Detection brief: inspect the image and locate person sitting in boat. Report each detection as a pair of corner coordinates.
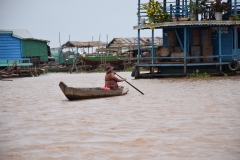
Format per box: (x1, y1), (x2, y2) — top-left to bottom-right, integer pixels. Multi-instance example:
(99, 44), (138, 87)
(105, 66), (126, 90)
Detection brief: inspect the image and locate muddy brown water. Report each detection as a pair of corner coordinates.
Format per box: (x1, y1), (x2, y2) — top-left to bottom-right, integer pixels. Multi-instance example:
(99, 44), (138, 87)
(0, 72), (240, 160)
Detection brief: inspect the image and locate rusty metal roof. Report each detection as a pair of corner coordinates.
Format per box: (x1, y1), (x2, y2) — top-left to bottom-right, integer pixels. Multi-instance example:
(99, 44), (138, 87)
(106, 37), (162, 48)
(62, 41), (106, 48)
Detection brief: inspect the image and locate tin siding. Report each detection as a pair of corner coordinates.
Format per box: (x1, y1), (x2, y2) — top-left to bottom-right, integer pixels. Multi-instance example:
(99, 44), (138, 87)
(237, 50), (240, 59)
(212, 27), (233, 62)
(0, 33), (22, 59)
(22, 40), (48, 62)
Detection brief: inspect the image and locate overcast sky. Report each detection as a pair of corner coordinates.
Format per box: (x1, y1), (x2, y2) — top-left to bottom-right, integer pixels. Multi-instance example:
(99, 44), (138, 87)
(0, 0), (163, 48)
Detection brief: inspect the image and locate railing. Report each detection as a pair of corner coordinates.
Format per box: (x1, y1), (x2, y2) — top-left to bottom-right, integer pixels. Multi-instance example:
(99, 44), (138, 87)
(230, 0), (240, 17)
(0, 58), (32, 67)
(139, 0), (240, 21)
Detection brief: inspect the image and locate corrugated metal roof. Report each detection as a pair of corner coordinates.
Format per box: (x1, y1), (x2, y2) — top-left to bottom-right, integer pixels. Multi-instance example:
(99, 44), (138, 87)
(0, 29), (50, 42)
(0, 29), (33, 38)
(106, 37), (163, 48)
(134, 21), (240, 30)
(62, 41), (106, 48)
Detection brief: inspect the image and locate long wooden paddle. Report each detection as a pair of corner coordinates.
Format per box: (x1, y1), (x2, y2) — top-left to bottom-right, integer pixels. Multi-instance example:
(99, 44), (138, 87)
(115, 73), (144, 95)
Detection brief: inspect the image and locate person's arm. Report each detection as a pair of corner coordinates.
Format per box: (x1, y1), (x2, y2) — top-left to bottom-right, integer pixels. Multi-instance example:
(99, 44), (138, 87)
(111, 73), (126, 82)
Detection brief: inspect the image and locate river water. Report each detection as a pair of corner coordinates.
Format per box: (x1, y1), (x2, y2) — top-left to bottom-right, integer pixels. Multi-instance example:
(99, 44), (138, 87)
(0, 72), (240, 160)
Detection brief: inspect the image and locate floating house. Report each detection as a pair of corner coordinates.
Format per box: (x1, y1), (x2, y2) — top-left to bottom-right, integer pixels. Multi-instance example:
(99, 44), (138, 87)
(51, 41), (105, 65)
(0, 29), (50, 68)
(106, 37), (163, 57)
(133, 0), (240, 78)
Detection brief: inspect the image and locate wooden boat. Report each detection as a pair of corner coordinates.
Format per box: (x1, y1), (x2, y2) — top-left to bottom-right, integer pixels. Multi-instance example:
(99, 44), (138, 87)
(82, 55), (127, 65)
(59, 81), (129, 100)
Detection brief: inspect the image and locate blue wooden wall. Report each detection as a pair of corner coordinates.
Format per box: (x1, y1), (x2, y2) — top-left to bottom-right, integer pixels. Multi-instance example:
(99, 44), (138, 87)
(0, 33), (22, 60)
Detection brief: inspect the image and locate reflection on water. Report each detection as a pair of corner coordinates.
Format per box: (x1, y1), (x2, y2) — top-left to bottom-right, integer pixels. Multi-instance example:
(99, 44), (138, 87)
(0, 73), (240, 159)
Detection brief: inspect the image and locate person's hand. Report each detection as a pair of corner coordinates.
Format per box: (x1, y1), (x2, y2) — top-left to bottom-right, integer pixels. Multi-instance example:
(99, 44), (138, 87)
(122, 78), (126, 81)
(113, 71), (116, 75)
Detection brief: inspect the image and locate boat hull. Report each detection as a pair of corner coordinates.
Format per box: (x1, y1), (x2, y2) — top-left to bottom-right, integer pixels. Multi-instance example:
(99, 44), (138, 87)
(82, 56), (126, 65)
(59, 81), (128, 100)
